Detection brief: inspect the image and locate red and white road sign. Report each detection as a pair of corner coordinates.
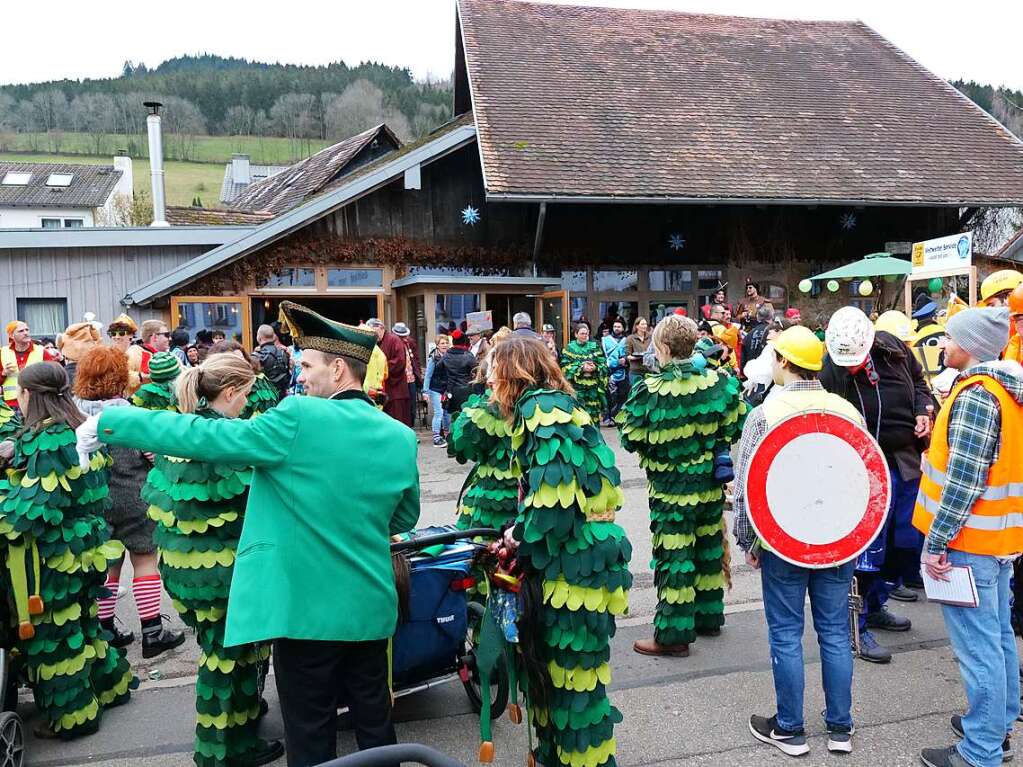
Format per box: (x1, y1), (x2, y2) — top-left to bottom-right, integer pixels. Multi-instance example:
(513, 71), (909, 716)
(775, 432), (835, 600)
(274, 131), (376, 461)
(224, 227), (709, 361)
(743, 410), (891, 568)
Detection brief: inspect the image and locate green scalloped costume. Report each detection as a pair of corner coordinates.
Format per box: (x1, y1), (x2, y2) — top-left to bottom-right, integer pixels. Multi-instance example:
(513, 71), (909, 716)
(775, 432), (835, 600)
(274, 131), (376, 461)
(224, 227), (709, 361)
(560, 341), (609, 425)
(0, 419), (136, 738)
(447, 390), (519, 530)
(131, 381), (177, 412)
(240, 374), (280, 420)
(512, 389), (631, 767)
(143, 406), (271, 766)
(618, 362), (746, 646)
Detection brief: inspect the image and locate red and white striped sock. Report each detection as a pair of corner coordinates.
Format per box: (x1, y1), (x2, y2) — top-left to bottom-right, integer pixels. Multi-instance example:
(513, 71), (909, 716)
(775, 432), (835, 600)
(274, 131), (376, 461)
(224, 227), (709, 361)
(132, 574), (164, 622)
(97, 574), (119, 622)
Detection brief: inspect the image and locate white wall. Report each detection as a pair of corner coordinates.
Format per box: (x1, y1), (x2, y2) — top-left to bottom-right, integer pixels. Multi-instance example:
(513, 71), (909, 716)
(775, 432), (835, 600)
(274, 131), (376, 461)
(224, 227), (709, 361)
(0, 207), (96, 229)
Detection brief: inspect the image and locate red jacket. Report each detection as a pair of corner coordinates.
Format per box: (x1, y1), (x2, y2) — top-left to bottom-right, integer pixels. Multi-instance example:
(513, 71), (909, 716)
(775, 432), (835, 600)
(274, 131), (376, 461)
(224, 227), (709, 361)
(379, 331), (410, 402)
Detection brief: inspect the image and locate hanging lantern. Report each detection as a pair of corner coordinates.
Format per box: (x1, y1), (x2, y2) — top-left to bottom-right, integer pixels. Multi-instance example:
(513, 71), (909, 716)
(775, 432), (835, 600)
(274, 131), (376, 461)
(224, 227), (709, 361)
(798, 279), (813, 294)
(928, 277), (943, 294)
(826, 280), (840, 293)
(858, 279), (874, 297)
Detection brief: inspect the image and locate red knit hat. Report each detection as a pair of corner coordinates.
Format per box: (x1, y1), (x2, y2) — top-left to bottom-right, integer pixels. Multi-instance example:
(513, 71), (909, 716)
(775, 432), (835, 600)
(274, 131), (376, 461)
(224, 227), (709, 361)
(673, 307), (688, 317)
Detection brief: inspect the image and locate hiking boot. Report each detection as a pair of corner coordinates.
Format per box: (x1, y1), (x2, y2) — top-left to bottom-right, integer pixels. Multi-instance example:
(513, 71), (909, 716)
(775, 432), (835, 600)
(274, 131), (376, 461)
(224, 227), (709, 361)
(748, 714), (809, 757)
(100, 617), (134, 648)
(866, 606), (912, 632)
(141, 615), (186, 659)
(921, 745), (976, 767)
(950, 715), (1012, 762)
(633, 638), (689, 657)
(856, 630), (892, 664)
(433, 435), (447, 447)
(888, 585), (919, 603)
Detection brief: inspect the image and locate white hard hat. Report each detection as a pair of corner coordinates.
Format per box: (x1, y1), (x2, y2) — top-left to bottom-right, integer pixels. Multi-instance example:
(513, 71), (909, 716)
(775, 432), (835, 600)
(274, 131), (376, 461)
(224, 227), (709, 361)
(825, 306), (875, 367)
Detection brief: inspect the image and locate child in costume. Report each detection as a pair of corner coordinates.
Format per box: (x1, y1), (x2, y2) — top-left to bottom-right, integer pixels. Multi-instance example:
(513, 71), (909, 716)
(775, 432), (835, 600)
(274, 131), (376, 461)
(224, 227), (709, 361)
(73, 347), (185, 656)
(490, 336), (631, 767)
(0, 361), (135, 738)
(560, 321), (609, 424)
(448, 328), (518, 530)
(131, 350), (182, 411)
(144, 354), (282, 767)
(619, 315), (746, 656)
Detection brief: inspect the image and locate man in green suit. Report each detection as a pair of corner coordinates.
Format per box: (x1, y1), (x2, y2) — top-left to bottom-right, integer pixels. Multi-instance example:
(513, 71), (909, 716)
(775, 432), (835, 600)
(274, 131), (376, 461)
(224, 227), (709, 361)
(77, 301), (420, 767)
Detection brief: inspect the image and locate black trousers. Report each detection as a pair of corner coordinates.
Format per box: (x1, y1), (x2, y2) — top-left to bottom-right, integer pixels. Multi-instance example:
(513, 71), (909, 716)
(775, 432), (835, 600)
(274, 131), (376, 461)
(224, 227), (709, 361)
(273, 637), (396, 767)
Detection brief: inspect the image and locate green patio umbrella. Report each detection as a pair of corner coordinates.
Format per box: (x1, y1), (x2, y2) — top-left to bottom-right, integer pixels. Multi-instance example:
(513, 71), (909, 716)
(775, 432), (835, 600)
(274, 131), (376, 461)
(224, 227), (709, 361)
(807, 252), (913, 281)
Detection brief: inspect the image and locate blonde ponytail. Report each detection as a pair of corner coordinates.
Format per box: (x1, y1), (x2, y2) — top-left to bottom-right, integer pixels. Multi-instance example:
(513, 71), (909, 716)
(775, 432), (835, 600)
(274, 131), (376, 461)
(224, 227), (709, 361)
(175, 354), (255, 414)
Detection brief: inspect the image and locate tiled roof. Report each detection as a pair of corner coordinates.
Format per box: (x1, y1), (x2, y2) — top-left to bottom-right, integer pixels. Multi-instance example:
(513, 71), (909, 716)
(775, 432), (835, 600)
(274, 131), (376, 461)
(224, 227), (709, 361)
(165, 206), (275, 226)
(457, 0), (1023, 206)
(0, 161), (122, 208)
(219, 163), (288, 204)
(229, 124), (401, 214)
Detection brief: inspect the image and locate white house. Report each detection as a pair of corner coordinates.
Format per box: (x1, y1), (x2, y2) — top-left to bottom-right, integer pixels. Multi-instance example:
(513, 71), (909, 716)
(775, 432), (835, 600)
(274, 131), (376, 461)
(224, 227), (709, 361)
(0, 155), (133, 228)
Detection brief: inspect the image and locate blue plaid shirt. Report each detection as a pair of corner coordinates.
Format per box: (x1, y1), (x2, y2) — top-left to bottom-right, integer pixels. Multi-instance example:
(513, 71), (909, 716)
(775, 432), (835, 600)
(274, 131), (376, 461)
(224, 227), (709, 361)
(925, 366), (1003, 555)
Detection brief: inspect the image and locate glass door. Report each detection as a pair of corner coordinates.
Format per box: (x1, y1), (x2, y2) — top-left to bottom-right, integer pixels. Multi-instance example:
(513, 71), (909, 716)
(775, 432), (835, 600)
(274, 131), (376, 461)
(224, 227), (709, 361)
(538, 290), (569, 350)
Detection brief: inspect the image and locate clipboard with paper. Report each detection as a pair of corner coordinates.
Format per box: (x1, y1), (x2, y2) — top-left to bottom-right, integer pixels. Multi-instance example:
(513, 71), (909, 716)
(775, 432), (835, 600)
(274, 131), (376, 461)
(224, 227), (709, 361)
(922, 565), (979, 608)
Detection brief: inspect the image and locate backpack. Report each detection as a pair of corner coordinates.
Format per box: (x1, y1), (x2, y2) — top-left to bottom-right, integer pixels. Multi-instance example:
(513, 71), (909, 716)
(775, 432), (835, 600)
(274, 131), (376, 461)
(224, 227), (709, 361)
(256, 344), (290, 395)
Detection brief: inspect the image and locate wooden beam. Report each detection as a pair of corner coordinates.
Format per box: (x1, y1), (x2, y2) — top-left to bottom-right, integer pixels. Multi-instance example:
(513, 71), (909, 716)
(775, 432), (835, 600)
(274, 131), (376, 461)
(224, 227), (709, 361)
(532, 202), (548, 277)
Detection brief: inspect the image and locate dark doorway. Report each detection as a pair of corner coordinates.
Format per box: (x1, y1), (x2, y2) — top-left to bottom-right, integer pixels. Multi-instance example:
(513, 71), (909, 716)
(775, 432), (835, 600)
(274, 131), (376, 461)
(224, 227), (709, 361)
(251, 296), (378, 344)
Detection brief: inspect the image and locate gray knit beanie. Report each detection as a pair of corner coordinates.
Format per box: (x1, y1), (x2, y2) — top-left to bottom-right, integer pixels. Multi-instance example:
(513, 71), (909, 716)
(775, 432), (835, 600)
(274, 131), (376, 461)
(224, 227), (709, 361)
(945, 307), (1010, 363)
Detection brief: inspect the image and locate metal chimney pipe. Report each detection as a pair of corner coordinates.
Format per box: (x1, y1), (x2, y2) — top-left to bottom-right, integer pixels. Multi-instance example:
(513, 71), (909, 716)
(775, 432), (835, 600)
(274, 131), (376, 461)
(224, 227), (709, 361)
(144, 101), (169, 227)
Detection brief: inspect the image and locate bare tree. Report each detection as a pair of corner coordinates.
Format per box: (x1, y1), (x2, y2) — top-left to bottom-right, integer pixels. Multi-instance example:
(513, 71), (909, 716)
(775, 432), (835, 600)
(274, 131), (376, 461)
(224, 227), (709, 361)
(992, 90), (1023, 140)
(70, 94), (116, 155)
(270, 93), (317, 157)
(0, 93), (16, 134)
(30, 89), (68, 152)
(223, 104), (255, 136)
(98, 188), (153, 227)
(323, 80), (412, 142)
(159, 96), (207, 161)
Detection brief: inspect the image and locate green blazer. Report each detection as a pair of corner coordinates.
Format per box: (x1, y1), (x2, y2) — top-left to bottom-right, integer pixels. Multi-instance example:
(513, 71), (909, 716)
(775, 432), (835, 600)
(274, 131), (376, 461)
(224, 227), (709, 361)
(96, 391), (420, 647)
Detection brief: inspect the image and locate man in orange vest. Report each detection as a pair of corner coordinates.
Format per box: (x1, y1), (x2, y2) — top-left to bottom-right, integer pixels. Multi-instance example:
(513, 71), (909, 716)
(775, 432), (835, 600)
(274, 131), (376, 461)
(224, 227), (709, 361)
(1004, 284), (1023, 365)
(1, 320), (59, 409)
(915, 308), (1023, 767)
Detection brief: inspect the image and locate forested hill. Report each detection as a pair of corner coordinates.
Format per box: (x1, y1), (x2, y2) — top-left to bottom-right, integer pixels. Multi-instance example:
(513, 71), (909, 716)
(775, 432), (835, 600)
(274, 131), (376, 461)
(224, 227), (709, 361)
(0, 54), (453, 143)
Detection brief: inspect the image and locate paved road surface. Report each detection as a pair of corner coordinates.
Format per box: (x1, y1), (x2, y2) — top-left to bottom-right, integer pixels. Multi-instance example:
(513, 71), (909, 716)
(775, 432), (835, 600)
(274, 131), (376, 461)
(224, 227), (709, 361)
(19, 427), (1002, 766)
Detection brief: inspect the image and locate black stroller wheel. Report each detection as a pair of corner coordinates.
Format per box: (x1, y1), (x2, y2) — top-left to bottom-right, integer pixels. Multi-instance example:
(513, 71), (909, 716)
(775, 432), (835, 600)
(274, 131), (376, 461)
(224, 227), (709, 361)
(462, 602), (509, 719)
(0, 711), (24, 767)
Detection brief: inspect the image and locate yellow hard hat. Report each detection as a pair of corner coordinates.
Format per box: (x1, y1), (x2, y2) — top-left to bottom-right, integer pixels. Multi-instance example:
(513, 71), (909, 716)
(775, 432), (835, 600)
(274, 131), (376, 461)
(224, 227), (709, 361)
(773, 325), (825, 371)
(874, 310), (914, 343)
(980, 269), (1023, 304)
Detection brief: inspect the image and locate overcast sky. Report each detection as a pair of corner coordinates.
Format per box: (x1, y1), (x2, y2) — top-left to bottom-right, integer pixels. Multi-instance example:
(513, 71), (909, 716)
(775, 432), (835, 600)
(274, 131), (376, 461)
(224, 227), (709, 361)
(2, 0), (1020, 91)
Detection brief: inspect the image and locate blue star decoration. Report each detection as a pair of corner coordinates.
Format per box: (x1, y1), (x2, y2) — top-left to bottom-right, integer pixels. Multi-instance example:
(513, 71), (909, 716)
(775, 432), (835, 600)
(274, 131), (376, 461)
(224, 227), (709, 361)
(461, 205), (481, 226)
(840, 212), (857, 231)
(668, 233), (685, 251)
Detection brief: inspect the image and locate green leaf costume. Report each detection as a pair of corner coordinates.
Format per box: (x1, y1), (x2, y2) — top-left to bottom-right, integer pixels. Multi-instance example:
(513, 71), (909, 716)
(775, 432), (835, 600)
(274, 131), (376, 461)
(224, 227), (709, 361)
(447, 390), (520, 530)
(512, 389), (631, 767)
(618, 363), (747, 645)
(143, 406), (271, 766)
(560, 341), (608, 425)
(0, 416), (136, 738)
(131, 381), (177, 412)
(240, 374), (280, 421)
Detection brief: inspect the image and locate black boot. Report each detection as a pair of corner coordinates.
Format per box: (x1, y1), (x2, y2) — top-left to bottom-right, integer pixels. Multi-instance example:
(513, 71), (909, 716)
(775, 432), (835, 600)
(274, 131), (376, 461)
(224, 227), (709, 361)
(141, 615), (186, 659)
(100, 617), (134, 648)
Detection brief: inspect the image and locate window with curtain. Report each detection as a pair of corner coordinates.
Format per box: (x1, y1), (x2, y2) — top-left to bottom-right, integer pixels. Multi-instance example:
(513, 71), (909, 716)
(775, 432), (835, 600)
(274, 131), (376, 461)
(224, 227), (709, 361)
(17, 298), (68, 337)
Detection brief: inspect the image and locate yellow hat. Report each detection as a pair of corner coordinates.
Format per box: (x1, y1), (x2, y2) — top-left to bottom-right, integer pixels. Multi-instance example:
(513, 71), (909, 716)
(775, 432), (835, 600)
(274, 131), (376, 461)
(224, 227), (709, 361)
(107, 313), (138, 334)
(874, 310), (915, 343)
(773, 325), (825, 371)
(980, 270), (1023, 304)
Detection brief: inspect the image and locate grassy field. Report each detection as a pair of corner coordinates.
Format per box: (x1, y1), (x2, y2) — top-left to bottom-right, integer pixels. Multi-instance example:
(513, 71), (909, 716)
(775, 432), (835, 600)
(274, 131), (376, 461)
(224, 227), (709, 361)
(0, 152), (227, 208)
(0, 132), (331, 166)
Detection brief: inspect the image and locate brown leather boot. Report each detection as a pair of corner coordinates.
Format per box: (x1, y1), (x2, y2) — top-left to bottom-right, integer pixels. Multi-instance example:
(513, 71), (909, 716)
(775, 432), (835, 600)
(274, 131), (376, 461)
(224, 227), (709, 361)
(633, 638), (690, 657)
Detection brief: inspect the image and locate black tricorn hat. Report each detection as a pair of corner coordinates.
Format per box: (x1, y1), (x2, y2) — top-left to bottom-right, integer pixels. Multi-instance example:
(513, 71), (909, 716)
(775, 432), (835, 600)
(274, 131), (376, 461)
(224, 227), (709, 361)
(277, 301), (376, 363)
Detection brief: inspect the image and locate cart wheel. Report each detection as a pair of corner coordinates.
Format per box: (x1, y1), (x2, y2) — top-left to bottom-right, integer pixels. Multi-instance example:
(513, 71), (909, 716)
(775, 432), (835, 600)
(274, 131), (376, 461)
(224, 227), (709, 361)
(463, 602), (509, 719)
(0, 711), (24, 767)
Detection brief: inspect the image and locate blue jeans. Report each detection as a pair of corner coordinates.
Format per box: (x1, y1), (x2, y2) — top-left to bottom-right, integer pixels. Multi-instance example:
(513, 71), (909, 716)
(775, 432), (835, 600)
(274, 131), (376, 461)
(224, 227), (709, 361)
(427, 390), (450, 438)
(943, 550), (1020, 767)
(761, 552), (855, 733)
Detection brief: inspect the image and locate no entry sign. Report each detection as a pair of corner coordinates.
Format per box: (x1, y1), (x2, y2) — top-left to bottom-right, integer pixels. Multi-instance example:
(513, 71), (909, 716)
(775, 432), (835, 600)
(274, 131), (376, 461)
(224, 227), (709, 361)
(744, 411), (891, 568)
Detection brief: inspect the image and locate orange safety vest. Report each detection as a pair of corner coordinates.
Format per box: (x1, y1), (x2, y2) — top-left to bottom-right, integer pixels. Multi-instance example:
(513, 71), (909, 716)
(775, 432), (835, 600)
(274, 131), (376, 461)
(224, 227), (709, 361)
(913, 373), (1023, 556)
(1, 343), (43, 402)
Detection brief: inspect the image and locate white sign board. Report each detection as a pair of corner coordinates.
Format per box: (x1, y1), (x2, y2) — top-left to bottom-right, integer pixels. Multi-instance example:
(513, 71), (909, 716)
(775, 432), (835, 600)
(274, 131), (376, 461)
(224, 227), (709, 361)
(912, 231), (972, 275)
(465, 310), (493, 335)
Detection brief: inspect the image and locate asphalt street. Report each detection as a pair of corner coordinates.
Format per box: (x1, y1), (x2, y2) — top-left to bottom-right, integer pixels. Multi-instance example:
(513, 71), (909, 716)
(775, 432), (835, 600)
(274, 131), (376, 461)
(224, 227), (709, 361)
(18, 427), (1008, 766)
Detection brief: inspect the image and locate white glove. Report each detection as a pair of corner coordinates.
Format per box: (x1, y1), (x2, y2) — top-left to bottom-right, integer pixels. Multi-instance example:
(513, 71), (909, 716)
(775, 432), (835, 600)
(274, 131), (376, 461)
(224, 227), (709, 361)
(76, 415), (101, 471)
